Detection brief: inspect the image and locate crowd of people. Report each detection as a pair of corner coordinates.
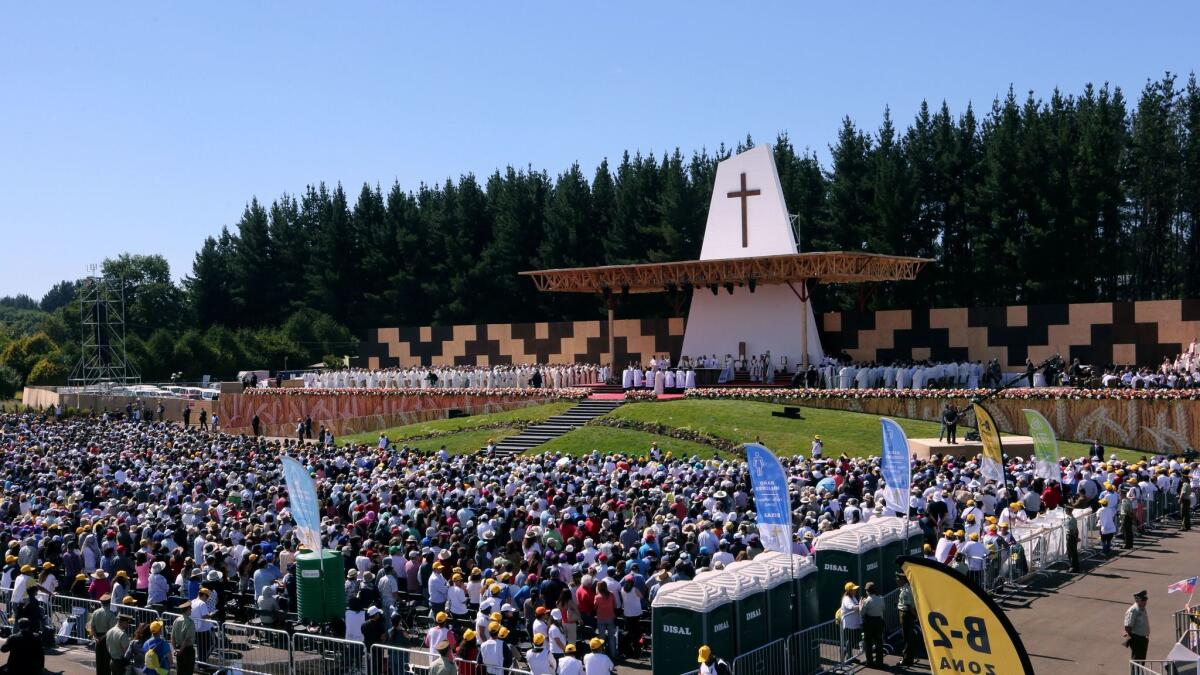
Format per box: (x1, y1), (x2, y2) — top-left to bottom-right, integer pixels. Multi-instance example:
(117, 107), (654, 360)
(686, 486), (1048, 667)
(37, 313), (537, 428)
(0, 409), (1195, 674)
(295, 365), (608, 391)
(1099, 343), (1200, 389)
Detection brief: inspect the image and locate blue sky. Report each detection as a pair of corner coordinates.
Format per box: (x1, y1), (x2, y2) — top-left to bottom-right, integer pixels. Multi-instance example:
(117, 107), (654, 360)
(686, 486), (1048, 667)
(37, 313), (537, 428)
(2, 2), (1197, 298)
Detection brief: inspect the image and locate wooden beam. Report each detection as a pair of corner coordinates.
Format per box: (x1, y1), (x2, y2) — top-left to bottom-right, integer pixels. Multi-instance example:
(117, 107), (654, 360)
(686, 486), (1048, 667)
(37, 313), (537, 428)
(519, 252), (930, 294)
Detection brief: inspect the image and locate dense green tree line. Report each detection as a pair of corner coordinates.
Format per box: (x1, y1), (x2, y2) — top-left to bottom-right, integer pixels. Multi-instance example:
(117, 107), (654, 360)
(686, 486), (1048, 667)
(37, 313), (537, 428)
(3, 74), (1200, 386)
(185, 74), (1200, 319)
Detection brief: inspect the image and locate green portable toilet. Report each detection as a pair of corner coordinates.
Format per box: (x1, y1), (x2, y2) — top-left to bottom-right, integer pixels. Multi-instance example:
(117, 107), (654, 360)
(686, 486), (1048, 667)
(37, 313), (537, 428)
(296, 549), (346, 623)
(751, 551), (821, 628)
(813, 523), (879, 619)
(727, 560), (793, 643)
(693, 570), (768, 656)
(867, 516), (907, 593)
(652, 580), (735, 675)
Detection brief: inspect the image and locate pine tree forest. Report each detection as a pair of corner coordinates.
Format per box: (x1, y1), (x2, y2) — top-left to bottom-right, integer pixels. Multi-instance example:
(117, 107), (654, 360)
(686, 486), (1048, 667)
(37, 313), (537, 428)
(4, 76), (1200, 384)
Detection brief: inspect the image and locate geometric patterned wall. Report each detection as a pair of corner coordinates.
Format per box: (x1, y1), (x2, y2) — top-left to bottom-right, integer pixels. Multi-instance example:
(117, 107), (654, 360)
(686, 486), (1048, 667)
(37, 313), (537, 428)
(357, 317), (685, 368)
(820, 299), (1200, 368)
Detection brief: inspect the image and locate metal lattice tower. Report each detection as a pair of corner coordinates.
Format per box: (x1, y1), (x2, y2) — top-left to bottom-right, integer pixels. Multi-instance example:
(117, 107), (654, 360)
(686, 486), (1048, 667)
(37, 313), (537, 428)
(69, 266), (140, 386)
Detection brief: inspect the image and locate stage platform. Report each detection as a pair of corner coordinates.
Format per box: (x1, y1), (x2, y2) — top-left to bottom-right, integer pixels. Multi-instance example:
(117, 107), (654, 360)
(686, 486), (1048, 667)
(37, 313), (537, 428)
(907, 435), (1035, 460)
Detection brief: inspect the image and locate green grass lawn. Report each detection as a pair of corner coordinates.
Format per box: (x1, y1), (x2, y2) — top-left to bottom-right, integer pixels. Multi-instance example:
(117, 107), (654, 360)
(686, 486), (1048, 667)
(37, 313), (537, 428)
(392, 427), (523, 454)
(338, 398), (1147, 463)
(341, 401), (574, 445)
(530, 426), (714, 458)
(603, 399), (1146, 462)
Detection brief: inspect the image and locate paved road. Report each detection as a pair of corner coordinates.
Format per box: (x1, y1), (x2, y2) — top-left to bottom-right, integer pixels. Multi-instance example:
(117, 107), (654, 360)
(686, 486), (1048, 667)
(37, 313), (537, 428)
(853, 517), (1197, 674)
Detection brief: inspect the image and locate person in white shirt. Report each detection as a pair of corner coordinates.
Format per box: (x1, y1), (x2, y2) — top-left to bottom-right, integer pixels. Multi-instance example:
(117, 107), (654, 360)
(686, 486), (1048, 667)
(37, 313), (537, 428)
(557, 643), (583, 675)
(480, 624), (507, 675)
(839, 583), (863, 662)
(447, 574), (469, 620)
(425, 612), (453, 656)
(526, 633), (557, 675)
(583, 637), (614, 675)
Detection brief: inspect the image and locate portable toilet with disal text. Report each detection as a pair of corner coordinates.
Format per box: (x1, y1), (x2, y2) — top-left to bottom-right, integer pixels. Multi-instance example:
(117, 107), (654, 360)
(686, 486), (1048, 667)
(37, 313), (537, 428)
(727, 559), (793, 643)
(866, 516), (908, 593)
(651, 580), (736, 675)
(752, 550), (821, 629)
(813, 523), (881, 618)
(693, 569), (769, 657)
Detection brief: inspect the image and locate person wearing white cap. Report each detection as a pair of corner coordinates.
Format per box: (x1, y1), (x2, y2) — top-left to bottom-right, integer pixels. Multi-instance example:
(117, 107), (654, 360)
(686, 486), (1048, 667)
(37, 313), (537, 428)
(147, 561), (170, 609)
(548, 608), (567, 656)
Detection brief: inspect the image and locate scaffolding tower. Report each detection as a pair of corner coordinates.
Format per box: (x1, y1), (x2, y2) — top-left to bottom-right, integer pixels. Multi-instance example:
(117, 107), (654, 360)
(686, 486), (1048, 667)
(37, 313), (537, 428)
(69, 266), (140, 386)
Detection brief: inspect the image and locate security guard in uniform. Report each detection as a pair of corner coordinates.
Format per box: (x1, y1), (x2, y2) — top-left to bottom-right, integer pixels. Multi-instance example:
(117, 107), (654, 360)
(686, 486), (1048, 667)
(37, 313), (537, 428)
(1124, 590), (1150, 661)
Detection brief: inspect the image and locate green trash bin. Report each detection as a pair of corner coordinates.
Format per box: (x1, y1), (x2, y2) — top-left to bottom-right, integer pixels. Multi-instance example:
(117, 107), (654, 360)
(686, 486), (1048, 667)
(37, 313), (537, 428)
(692, 569), (768, 657)
(813, 523), (880, 619)
(651, 580), (736, 675)
(727, 560), (793, 644)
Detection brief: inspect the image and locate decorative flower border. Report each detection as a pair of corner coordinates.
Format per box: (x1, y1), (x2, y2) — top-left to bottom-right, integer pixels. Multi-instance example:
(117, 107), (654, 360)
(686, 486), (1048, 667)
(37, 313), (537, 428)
(624, 390), (659, 401)
(243, 387), (591, 399)
(683, 386), (1200, 401)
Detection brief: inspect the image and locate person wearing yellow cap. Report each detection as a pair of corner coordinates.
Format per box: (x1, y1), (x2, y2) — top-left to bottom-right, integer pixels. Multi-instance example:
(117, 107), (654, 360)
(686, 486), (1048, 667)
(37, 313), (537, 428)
(526, 632), (556, 675)
(0, 555), (18, 592)
(456, 628), (480, 671)
(425, 611), (456, 659)
(110, 569), (130, 608)
(584, 637), (614, 674)
(143, 619), (172, 675)
(959, 529), (987, 584)
(934, 529), (958, 565)
(10, 564), (44, 614)
(557, 642), (583, 675)
(448, 573), (469, 623)
(479, 622), (505, 674)
(695, 644), (731, 675)
(839, 582), (862, 662)
(1098, 495), (1118, 555)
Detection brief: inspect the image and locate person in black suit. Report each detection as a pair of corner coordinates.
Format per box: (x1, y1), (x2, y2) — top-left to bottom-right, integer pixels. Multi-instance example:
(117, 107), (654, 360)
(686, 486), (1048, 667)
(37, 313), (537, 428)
(941, 404), (960, 444)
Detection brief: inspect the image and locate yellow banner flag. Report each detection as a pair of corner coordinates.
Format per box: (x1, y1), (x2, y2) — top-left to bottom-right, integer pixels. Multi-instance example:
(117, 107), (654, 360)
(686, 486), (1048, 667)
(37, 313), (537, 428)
(972, 403), (1005, 485)
(901, 557), (1034, 674)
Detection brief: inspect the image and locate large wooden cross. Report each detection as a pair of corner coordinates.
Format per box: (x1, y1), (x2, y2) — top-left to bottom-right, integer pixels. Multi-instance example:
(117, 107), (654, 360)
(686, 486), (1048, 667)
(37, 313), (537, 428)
(727, 172), (761, 247)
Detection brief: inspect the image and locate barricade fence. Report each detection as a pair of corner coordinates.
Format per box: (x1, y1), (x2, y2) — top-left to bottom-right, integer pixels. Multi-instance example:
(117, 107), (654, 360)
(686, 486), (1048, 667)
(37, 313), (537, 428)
(730, 635), (790, 675)
(292, 631), (368, 675)
(1129, 660), (1172, 675)
(48, 593), (100, 645)
(221, 622), (292, 675)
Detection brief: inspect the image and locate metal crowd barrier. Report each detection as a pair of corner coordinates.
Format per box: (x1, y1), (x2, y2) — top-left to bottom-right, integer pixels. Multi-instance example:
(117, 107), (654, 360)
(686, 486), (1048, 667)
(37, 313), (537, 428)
(730, 635), (790, 675)
(292, 631), (369, 675)
(49, 593), (100, 645)
(788, 619), (846, 675)
(0, 589), (12, 634)
(219, 621), (293, 674)
(371, 642), (434, 673)
(1129, 661), (1175, 675)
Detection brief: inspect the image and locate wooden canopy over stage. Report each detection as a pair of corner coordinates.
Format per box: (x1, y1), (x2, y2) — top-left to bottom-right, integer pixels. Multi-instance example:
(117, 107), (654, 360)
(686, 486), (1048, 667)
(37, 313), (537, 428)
(520, 251), (931, 294)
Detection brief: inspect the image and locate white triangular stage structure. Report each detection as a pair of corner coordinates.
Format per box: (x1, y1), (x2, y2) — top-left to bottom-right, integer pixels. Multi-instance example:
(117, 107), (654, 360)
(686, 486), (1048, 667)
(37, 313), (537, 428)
(680, 145), (824, 370)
